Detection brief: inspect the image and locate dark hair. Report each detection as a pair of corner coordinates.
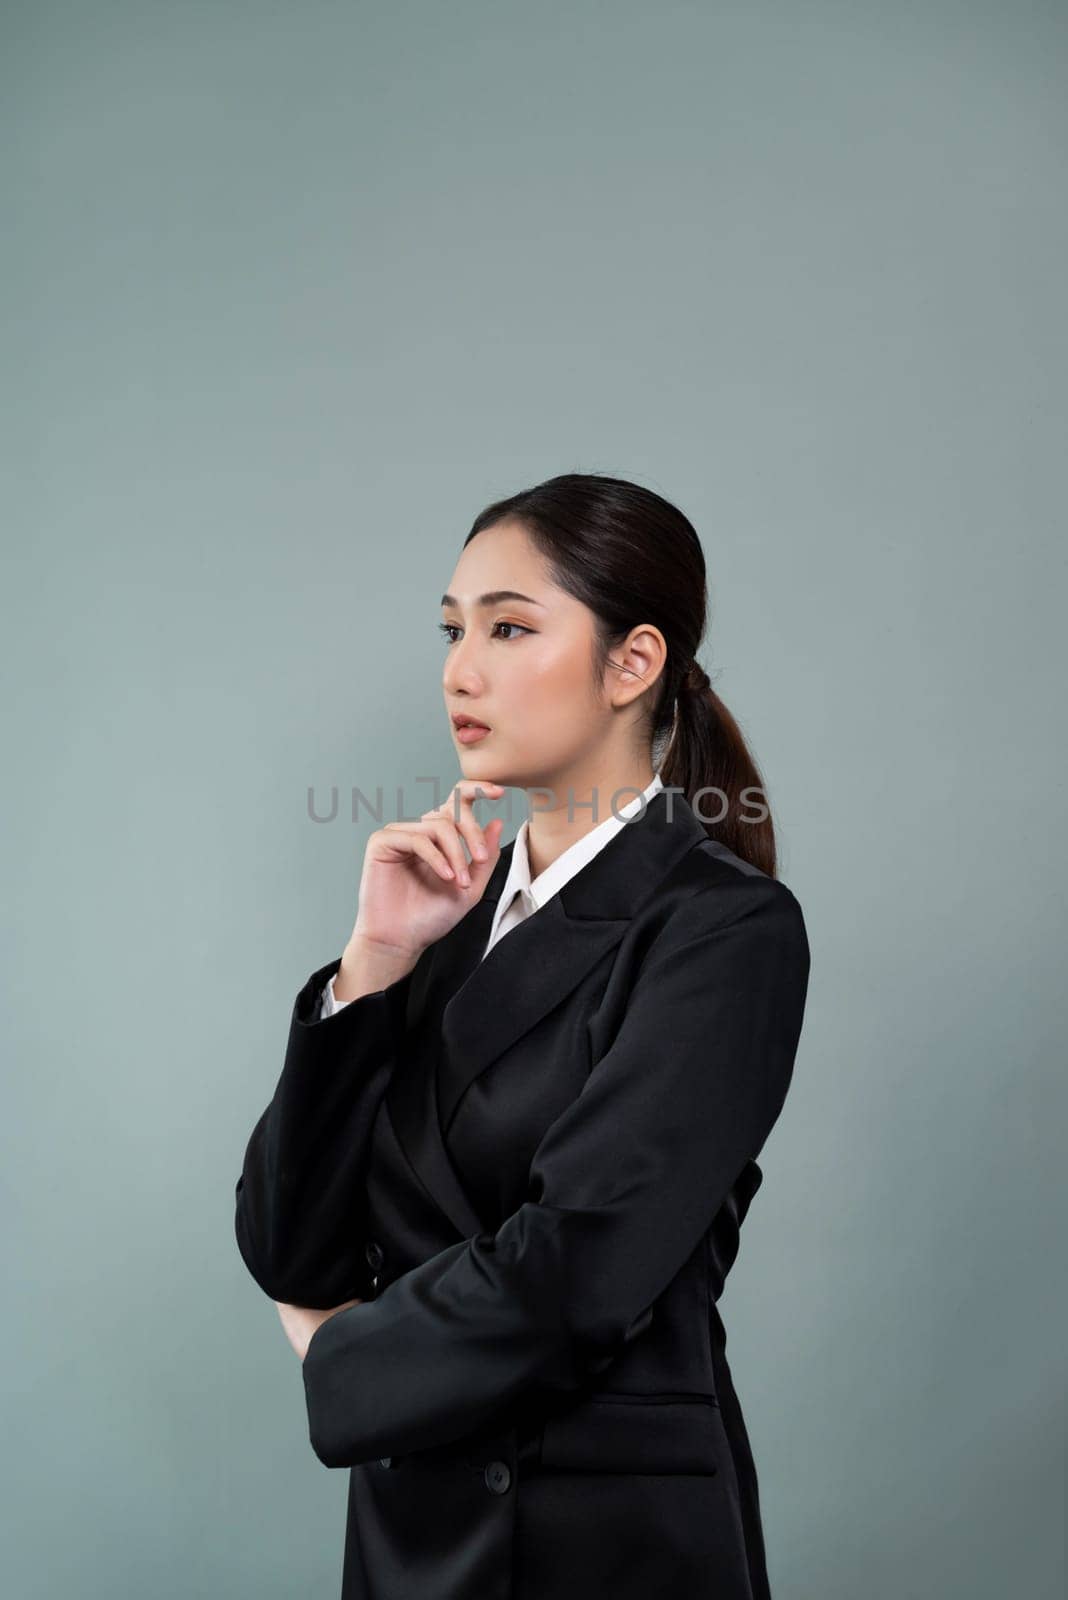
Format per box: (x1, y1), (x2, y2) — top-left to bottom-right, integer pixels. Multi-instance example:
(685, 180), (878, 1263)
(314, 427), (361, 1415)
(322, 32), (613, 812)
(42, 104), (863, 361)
(463, 471), (779, 878)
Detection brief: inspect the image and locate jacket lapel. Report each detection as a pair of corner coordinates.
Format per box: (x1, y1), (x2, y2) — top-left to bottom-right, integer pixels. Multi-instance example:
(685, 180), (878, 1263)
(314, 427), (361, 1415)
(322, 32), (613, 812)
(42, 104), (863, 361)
(386, 788), (708, 1238)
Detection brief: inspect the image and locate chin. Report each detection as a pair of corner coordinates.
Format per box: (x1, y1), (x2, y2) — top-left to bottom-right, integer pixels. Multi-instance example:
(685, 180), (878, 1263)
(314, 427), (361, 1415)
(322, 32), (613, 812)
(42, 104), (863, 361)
(459, 754), (513, 786)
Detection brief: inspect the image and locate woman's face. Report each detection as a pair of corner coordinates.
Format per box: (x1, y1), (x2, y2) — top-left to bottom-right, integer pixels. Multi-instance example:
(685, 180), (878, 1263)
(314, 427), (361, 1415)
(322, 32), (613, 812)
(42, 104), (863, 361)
(440, 519), (622, 797)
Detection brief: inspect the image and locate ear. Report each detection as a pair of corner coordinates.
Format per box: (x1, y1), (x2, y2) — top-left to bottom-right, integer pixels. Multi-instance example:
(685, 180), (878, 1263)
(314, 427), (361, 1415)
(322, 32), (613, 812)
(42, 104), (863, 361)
(606, 625), (668, 708)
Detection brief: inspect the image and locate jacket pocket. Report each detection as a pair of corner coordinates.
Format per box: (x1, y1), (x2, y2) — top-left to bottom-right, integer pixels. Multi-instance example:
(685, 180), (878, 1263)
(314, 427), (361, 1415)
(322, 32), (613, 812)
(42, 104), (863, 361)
(537, 1392), (721, 1476)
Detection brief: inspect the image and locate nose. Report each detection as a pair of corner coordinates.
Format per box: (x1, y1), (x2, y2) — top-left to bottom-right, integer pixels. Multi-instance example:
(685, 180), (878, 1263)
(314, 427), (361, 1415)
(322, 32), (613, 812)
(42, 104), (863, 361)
(442, 634), (486, 697)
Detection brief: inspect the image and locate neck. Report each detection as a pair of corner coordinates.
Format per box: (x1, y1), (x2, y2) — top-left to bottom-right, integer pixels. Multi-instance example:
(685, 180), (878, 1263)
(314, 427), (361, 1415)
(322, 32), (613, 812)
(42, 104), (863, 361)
(523, 755), (656, 880)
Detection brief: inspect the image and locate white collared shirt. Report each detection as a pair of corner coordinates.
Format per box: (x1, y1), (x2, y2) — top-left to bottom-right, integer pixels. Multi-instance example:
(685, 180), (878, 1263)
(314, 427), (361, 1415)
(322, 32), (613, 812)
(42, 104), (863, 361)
(320, 772), (664, 1018)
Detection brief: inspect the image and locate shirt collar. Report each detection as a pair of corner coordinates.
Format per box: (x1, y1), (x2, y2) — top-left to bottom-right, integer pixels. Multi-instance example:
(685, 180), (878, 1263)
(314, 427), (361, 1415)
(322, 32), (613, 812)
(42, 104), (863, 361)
(487, 771), (664, 946)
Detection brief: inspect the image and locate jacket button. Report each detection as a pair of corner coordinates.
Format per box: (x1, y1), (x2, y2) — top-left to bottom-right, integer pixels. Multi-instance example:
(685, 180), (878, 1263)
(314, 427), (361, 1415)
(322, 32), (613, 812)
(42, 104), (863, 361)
(484, 1460), (511, 1495)
(365, 1241), (384, 1272)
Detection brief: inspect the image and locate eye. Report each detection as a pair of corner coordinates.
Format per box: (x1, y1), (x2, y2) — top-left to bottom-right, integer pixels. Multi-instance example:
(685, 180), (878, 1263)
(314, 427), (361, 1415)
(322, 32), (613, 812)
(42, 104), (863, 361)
(438, 621), (532, 644)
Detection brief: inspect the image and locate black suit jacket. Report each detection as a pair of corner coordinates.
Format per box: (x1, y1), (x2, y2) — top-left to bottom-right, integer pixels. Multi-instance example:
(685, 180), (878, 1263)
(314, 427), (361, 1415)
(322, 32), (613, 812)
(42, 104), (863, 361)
(235, 788), (811, 1600)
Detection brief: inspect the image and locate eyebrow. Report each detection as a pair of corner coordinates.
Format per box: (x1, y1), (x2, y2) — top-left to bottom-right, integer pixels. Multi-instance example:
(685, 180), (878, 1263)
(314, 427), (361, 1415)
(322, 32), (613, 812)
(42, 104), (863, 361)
(440, 590), (547, 610)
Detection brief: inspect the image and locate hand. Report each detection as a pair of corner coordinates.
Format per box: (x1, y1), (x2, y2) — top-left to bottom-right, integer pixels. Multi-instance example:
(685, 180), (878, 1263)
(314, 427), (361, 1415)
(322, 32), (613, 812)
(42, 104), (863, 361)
(348, 779), (506, 958)
(275, 1297), (363, 1362)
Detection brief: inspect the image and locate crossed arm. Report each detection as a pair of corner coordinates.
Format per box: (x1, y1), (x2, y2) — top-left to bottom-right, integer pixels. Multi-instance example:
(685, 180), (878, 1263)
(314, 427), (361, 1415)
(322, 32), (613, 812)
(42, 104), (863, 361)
(236, 878), (809, 1463)
(289, 879), (811, 1468)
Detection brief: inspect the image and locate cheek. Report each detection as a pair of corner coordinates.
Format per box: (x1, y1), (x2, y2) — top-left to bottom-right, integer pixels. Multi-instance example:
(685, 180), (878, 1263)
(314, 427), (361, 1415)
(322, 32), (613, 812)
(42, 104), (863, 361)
(501, 645), (597, 733)
(499, 655), (555, 711)
(513, 666), (576, 725)
(521, 644), (586, 698)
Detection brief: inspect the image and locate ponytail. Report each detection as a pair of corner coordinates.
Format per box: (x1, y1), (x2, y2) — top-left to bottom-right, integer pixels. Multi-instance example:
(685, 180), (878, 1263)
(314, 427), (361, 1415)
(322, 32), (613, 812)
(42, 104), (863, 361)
(659, 659), (777, 878)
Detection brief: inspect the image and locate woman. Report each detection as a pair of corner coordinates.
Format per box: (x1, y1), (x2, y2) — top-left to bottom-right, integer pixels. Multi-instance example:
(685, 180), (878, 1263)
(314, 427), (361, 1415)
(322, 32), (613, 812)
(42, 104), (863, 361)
(234, 472), (811, 1600)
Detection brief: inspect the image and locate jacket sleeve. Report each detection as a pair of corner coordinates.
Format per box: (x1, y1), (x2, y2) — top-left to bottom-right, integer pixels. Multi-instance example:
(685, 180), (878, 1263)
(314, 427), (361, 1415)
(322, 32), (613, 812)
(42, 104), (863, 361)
(234, 954), (415, 1307)
(300, 879), (811, 1467)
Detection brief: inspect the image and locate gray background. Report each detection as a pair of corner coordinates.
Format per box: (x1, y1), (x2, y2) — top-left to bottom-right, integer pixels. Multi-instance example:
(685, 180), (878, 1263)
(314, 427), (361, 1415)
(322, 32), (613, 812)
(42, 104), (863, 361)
(3, 2), (1065, 1596)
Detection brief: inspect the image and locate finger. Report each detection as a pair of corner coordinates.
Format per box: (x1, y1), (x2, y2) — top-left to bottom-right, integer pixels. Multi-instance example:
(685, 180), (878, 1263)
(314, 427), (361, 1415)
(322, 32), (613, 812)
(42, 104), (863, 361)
(402, 830), (462, 884)
(421, 803), (489, 872)
(431, 783), (505, 863)
(403, 814), (474, 884)
(379, 824), (459, 883)
(432, 779), (505, 828)
(433, 811), (503, 882)
(454, 799), (497, 864)
(415, 815), (476, 885)
(448, 779), (506, 799)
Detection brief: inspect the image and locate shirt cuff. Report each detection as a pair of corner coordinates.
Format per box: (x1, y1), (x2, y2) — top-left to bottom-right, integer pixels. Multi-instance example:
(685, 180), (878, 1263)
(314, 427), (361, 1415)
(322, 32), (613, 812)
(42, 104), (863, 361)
(319, 970), (354, 1020)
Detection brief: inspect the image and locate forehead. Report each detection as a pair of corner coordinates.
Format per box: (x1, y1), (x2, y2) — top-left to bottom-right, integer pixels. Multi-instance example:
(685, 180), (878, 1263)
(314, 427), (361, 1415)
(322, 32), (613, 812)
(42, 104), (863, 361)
(443, 520), (552, 606)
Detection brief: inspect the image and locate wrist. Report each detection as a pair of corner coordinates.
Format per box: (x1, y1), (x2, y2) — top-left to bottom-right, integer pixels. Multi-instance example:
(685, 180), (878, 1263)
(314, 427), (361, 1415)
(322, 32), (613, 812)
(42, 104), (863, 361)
(335, 933), (421, 1002)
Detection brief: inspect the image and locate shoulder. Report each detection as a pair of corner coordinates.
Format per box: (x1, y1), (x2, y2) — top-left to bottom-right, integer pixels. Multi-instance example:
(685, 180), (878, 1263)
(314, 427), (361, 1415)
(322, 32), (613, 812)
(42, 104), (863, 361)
(638, 834), (809, 969)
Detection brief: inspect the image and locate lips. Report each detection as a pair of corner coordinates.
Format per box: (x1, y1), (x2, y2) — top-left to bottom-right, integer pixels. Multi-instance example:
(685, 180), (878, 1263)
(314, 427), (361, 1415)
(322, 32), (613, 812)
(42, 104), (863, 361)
(452, 716), (491, 732)
(453, 716), (492, 745)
